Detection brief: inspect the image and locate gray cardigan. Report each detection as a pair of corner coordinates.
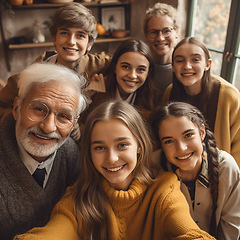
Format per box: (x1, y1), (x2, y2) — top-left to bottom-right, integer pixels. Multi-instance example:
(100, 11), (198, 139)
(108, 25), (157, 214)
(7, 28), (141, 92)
(0, 114), (80, 240)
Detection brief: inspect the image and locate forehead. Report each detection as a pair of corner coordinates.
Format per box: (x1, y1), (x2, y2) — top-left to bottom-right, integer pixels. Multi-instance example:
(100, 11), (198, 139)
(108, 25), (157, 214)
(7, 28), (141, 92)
(91, 119), (135, 140)
(148, 14), (174, 29)
(174, 43), (205, 57)
(24, 81), (79, 111)
(118, 52), (150, 66)
(57, 27), (88, 34)
(159, 116), (198, 135)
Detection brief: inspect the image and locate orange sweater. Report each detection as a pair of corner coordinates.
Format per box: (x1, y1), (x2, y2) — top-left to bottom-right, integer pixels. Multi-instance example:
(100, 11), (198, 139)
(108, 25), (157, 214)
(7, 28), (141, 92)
(14, 172), (215, 240)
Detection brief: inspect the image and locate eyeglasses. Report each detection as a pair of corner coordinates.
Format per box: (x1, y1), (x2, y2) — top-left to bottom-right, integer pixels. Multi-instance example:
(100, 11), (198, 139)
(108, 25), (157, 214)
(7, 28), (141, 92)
(147, 27), (176, 39)
(26, 101), (78, 129)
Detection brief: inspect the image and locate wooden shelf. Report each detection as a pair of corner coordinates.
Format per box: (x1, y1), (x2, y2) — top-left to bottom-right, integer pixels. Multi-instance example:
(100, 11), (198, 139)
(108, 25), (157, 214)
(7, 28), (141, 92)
(8, 36), (132, 49)
(11, 1), (131, 9)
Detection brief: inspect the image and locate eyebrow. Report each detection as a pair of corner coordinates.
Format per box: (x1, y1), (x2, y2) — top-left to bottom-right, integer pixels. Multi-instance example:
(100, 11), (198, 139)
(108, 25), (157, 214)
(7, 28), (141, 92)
(59, 28), (87, 34)
(91, 137), (131, 145)
(160, 129), (194, 141)
(120, 62), (148, 68)
(174, 53), (202, 59)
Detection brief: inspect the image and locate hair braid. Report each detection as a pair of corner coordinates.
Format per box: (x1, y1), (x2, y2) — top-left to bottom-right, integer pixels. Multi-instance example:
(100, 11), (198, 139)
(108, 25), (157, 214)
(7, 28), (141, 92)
(204, 128), (219, 237)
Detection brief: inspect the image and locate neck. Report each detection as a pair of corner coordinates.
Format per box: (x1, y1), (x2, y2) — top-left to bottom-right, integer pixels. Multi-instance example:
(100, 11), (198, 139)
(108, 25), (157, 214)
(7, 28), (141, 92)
(154, 53), (172, 65)
(56, 58), (80, 70)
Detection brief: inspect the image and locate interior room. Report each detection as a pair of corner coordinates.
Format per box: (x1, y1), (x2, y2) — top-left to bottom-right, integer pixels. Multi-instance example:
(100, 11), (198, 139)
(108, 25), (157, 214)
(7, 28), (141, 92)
(1, 1), (240, 239)
(1, 0), (239, 89)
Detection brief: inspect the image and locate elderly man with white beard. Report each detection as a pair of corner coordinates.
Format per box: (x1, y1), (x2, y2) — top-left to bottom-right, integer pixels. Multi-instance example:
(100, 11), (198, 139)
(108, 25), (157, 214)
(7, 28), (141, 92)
(0, 63), (88, 240)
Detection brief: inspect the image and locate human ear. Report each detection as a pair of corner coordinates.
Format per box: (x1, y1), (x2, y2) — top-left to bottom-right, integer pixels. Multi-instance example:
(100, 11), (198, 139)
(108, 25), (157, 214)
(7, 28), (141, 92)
(137, 146), (141, 154)
(204, 59), (212, 71)
(12, 97), (19, 121)
(200, 124), (206, 142)
(86, 43), (93, 53)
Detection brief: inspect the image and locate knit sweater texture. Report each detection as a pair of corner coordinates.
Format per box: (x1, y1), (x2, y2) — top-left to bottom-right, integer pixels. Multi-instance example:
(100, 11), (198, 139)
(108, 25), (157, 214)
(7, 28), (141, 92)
(161, 75), (240, 167)
(14, 172), (215, 240)
(0, 114), (80, 240)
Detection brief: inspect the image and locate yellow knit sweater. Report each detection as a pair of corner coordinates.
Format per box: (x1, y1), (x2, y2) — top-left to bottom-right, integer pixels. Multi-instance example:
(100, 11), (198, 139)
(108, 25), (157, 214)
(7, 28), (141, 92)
(14, 172), (215, 240)
(161, 75), (240, 167)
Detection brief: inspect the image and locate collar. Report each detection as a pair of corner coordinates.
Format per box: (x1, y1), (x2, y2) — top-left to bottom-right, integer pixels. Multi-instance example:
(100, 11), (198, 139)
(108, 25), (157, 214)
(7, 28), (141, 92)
(17, 139), (56, 176)
(47, 54), (79, 72)
(169, 144), (209, 188)
(116, 88), (136, 105)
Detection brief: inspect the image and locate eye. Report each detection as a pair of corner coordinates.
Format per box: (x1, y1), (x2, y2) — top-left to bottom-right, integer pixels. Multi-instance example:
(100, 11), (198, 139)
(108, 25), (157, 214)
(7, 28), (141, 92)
(93, 145), (105, 151)
(29, 103), (48, 117)
(174, 58), (184, 63)
(76, 33), (87, 39)
(59, 31), (68, 36)
(57, 112), (73, 123)
(137, 67), (147, 73)
(117, 142), (129, 149)
(185, 132), (194, 138)
(163, 139), (173, 145)
(162, 28), (172, 34)
(193, 58), (201, 62)
(121, 64), (130, 70)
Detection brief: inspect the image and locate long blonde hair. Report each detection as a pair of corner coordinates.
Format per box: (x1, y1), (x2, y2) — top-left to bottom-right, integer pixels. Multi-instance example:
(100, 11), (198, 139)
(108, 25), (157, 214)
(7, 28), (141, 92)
(73, 100), (154, 239)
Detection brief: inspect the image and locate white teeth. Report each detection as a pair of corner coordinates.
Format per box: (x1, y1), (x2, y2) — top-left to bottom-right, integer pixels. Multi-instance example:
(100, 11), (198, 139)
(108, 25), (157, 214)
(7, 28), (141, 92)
(177, 153), (192, 160)
(106, 166), (123, 172)
(182, 73), (194, 76)
(65, 48), (77, 52)
(35, 134), (51, 140)
(125, 81), (137, 86)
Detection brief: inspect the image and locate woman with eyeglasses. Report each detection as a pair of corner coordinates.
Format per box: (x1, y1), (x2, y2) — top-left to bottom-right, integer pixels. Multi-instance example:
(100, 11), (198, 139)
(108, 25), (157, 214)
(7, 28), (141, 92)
(144, 3), (180, 105)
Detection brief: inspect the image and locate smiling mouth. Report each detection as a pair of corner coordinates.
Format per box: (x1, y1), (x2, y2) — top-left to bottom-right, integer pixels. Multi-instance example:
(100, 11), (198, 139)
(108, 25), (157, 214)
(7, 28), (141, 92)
(63, 47), (79, 52)
(105, 165), (125, 172)
(155, 42), (168, 47)
(124, 80), (138, 87)
(181, 73), (195, 77)
(32, 132), (56, 141)
(176, 152), (193, 160)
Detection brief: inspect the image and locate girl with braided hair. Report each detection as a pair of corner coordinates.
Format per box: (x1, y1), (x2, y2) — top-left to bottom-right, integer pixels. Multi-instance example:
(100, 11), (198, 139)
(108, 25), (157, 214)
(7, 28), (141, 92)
(151, 101), (240, 239)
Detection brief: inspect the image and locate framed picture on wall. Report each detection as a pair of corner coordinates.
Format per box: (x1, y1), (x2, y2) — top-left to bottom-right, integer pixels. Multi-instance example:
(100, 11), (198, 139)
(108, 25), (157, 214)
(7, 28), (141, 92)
(101, 7), (125, 31)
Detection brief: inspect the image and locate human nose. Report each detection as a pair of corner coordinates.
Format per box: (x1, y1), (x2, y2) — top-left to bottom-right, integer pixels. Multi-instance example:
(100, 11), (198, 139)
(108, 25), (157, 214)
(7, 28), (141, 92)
(107, 149), (119, 163)
(184, 61), (192, 70)
(128, 69), (137, 79)
(40, 113), (57, 133)
(176, 141), (187, 151)
(155, 30), (165, 40)
(67, 34), (76, 45)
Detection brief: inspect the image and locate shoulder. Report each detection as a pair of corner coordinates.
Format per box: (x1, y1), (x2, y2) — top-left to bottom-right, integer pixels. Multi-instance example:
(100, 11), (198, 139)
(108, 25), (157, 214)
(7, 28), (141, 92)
(34, 51), (57, 63)
(218, 149), (240, 176)
(213, 75), (240, 99)
(151, 171), (180, 196)
(83, 53), (111, 64)
(56, 138), (79, 159)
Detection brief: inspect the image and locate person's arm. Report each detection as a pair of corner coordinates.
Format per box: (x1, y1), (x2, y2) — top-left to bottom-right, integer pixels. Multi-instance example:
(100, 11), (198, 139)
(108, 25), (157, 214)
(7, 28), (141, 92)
(0, 74), (19, 121)
(217, 151), (240, 240)
(156, 173), (216, 239)
(13, 193), (79, 240)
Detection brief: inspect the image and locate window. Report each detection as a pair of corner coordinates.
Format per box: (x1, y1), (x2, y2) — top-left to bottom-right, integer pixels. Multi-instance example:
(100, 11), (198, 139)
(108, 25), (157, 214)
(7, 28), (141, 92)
(187, 0), (240, 90)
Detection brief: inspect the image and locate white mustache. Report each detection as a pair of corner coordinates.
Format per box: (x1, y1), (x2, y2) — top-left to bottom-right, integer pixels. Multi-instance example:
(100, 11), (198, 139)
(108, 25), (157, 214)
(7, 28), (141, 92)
(27, 126), (62, 140)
